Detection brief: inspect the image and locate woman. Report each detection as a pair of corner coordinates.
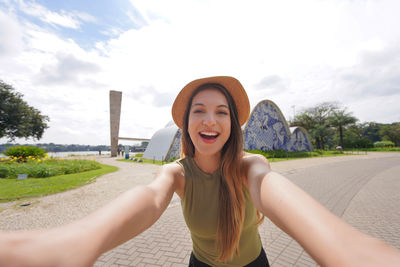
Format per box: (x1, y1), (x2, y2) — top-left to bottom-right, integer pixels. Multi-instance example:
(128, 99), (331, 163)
(0, 76), (399, 267)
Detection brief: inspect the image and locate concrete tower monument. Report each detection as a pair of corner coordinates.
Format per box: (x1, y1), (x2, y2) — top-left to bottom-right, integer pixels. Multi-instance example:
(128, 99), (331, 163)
(110, 90), (122, 157)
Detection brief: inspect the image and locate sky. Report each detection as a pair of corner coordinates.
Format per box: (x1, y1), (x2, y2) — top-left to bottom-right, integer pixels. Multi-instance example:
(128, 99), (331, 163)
(1, 0), (400, 146)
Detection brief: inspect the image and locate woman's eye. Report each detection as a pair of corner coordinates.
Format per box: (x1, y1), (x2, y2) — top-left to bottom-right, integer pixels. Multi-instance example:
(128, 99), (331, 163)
(193, 110), (203, 114)
(217, 111), (228, 115)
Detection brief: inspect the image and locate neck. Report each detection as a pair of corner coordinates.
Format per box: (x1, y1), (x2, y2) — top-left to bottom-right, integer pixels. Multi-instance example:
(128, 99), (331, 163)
(193, 152), (221, 174)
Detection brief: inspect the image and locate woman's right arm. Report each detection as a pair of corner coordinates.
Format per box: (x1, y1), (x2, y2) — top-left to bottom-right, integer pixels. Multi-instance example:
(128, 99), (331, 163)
(0, 162), (183, 267)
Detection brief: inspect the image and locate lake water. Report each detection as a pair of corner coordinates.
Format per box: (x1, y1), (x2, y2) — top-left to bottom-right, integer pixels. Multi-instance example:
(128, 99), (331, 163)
(0, 151), (111, 158)
(47, 151), (111, 157)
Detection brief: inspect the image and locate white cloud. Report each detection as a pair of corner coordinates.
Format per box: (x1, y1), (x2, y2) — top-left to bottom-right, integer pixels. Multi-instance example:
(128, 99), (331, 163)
(18, 0), (95, 29)
(73, 11), (96, 24)
(2, 0), (400, 145)
(35, 53), (101, 86)
(0, 10), (23, 57)
(99, 27), (124, 38)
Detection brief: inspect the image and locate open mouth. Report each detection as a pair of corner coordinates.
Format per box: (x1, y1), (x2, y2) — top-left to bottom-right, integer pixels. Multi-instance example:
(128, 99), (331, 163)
(199, 131), (219, 143)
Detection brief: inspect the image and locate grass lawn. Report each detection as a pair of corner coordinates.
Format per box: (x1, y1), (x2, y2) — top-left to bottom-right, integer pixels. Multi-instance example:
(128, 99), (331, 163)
(117, 149), (357, 165)
(247, 149), (354, 162)
(344, 147), (400, 152)
(119, 156), (295, 164)
(0, 164), (118, 203)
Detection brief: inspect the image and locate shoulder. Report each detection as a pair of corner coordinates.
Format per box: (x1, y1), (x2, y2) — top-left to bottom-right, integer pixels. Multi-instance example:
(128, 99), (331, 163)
(157, 161), (185, 197)
(241, 152), (271, 181)
(158, 161), (184, 179)
(241, 152), (270, 170)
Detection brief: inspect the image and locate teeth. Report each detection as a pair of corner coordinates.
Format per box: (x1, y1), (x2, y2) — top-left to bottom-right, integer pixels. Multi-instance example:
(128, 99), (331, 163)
(200, 132), (218, 136)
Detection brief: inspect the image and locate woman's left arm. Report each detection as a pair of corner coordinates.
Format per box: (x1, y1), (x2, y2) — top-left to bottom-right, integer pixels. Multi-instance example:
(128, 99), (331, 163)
(245, 154), (400, 267)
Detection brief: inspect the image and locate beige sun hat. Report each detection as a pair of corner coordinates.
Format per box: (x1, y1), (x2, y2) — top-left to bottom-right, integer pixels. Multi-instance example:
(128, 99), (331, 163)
(171, 76), (250, 129)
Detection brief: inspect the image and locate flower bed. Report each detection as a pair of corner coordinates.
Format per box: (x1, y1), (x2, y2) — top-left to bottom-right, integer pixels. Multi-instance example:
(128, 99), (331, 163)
(0, 156), (101, 179)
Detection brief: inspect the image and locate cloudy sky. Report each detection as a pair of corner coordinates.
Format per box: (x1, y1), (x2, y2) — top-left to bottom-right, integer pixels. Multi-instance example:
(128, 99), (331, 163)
(1, 0), (400, 146)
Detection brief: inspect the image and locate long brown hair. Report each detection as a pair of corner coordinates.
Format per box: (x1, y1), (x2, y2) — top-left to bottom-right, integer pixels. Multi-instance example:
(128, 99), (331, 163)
(181, 83), (246, 261)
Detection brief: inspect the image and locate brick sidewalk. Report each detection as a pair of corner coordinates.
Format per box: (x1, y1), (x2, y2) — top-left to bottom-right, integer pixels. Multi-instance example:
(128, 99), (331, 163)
(1, 153), (398, 266)
(94, 154), (400, 266)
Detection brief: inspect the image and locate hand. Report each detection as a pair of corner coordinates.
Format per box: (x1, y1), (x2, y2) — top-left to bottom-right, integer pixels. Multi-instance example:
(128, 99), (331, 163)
(0, 225), (97, 267)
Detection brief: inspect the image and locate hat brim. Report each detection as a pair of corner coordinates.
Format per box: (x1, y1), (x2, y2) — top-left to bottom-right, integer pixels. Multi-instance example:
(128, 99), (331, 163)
(172, 76), (250, 129)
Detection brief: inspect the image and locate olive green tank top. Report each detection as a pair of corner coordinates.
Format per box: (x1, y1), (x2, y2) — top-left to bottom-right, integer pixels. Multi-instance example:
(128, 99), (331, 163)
(177, 157), (262, 267)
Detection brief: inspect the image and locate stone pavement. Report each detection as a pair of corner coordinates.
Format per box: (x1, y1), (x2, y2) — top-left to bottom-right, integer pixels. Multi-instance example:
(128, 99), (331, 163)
(93, 153), (400, 267)
(1, 153), (399, 266)
(0, 157), (159, 230)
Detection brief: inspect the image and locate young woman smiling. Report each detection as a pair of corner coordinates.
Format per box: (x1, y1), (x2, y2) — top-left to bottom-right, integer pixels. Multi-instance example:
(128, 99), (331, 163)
(0, 76), (399, 267)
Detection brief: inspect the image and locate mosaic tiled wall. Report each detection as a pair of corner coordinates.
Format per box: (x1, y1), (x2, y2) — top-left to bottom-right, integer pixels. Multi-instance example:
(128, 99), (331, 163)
(243, 100), (312, 152)
(288, 127), (313, 152)
(166, 129), (182, 161)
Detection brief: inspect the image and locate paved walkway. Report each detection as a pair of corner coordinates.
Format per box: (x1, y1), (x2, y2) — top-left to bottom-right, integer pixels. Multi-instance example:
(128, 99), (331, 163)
(1, 152), (399, 266)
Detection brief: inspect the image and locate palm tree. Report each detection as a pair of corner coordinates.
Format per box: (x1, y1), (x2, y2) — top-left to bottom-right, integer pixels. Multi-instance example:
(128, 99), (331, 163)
(329, 109), (358, 148)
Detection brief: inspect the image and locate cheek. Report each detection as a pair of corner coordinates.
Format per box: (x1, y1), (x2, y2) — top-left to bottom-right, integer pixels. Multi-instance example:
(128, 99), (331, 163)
(223, 120), (231, 138)
(187, 117), (198, 139)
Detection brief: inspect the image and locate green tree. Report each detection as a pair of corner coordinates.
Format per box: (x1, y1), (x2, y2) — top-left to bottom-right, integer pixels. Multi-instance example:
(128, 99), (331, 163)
(291, 102), (337, 149)
(329, 108), (357, 148)
(0, 80), (49, 141)
(359, 122), (382, 143)
(380, 123), (400, 146)
(342, 124), (373, 148)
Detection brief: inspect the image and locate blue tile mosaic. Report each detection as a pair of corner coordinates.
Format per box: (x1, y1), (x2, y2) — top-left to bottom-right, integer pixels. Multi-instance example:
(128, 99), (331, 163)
(167, 129), (182, 160)
(243, 100), (312, 151)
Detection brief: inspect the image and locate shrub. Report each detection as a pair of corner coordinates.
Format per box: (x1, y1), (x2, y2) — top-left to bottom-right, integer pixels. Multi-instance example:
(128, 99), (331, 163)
(0, 166), (9, 178)
(247, 149), (344, 160)
(248, 149), (315, 158)
(0, 159), (101, 179)
(353, 139), (374, 148)
(374, 141), (395, 148)
(3, 146), (46, 161)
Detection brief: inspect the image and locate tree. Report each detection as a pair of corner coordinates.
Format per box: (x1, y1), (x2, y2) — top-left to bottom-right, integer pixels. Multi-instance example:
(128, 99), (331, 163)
(343, 124), (373, 148)
(291, 102), (337, 149)
(329, 108), (357, 148)
(380, 123), (400, 146)
(0, 80), (49, 141)
(309, 124), (334, 150)
(359, 122), (382, 143)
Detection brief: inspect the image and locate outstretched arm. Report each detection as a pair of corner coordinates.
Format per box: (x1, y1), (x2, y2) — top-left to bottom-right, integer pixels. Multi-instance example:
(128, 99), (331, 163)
(0, 162), (182, 267)
(245, 154), (400, 267)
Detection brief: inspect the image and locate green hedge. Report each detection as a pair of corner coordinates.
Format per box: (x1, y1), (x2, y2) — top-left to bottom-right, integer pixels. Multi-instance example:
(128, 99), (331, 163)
(345, 147), (400, 152)
(247, 149), (344, 159)
(374, 141), (395, 148)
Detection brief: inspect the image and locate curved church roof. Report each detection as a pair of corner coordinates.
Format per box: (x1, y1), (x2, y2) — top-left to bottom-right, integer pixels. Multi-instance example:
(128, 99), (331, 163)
(143, 122), (181, 161)
(243, 100), (312, 151)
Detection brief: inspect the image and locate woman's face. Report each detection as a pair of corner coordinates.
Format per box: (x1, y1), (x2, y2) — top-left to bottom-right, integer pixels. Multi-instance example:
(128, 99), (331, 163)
(188, 88), (231, 157)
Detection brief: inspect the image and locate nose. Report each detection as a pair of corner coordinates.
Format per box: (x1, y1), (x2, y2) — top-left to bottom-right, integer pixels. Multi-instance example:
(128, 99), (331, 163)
(202, 112), (216, 127)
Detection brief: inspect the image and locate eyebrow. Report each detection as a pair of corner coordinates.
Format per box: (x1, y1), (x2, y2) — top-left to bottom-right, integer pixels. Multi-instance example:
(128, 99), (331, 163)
(192, 103), (229, 108)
